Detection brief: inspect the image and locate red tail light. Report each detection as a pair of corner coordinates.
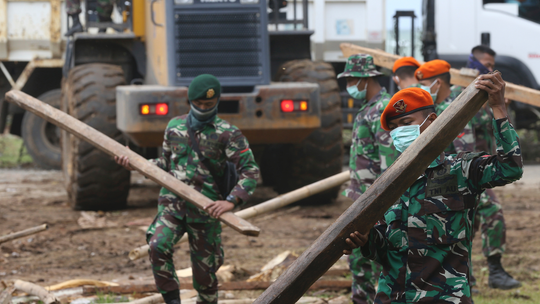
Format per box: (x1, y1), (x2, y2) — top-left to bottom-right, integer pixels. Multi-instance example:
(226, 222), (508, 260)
(280, 100), (309, 112)
(140, 103), (169, 116)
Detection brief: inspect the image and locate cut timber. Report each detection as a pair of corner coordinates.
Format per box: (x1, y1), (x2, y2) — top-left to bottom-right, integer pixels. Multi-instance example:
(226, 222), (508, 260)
(0, 287), (15, 304)
(83, 280), (352, 295)
(4, 90), (259, 237)
(340, 43), (540, 108)
(252, 74), (492, 303)
(14, 280), (59, 304)
(46, 280), (118, 291)
(0, 224), (48, 244)
(128, 171), (350, 260)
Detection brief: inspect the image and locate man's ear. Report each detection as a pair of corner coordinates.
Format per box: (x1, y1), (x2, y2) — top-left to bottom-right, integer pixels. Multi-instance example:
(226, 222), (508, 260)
(428, 112), (437, 123)
(392, 76), (399, 85)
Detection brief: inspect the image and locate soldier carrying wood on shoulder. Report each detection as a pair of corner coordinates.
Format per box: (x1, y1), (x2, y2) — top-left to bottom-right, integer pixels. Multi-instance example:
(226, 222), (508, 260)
(344, 73), (523, 303)
(115, 74), (260, 304)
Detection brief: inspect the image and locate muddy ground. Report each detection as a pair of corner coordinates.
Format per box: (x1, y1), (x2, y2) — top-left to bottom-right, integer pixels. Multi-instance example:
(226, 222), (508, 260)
(1, 165), (540, 302)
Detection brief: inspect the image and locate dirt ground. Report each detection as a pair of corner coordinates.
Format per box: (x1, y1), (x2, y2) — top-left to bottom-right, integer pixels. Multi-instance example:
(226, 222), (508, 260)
(1, 165), (540, 302)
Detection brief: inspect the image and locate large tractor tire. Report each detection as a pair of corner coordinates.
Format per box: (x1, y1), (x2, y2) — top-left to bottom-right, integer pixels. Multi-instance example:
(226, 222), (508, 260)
(263, 60), (343, 204)
(61, 63), (130, 210)
(22, 89), (62, 170)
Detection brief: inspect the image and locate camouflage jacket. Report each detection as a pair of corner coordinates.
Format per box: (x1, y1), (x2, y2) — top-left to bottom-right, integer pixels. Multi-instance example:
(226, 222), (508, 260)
(435, 96), (476, 154)
(150, 115), (260, 223)
(360, 118), (523, 303)
(344, 88), (399, 201)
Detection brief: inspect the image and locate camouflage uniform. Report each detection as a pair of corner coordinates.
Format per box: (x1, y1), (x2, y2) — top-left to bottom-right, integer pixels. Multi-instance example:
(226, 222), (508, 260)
(339, 54), (399, 304)
(360, 118), (523, 303)
(435, 96), (475, 154)
(450, 85), (506, 258)
(66, 0), (115, 21)
(147, 115), (259, 304)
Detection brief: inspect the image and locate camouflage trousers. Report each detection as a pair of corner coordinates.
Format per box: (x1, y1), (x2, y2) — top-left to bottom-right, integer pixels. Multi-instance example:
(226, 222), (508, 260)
(348, 248), (382, 304)
(473, 189), (506, 257)
(146, 210), (224, 304)
(66, 0), (115, 20)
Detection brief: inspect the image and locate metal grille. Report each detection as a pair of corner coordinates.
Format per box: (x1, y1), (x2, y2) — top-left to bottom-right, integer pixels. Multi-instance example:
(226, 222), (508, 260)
(174, 11), (263, 79)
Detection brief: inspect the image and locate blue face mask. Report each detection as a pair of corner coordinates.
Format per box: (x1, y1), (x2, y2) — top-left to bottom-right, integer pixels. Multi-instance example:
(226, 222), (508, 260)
(347, 79), (367, 100)
(390, 114), (432, 153)
(420, 79), (440, 102)
(466, 54), (491, 75)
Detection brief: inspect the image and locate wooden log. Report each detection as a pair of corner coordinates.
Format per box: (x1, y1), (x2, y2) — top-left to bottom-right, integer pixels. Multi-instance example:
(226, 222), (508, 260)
(128, 171), (350, 260)
(0, 224), (48, 244)
(252, 73), (491, 303)
(46, 279), (118, 291)
(340, 43), (540, 108)
(14, 280), (59, 304)
(4, 90), (259, 237)
(83, 279), (351, 295)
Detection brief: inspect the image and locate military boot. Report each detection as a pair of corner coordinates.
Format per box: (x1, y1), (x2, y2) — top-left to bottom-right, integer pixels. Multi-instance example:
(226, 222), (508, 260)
(162, 290), (181, 304)
(65, 14), (83, 37)
(488, 254), (521, 290)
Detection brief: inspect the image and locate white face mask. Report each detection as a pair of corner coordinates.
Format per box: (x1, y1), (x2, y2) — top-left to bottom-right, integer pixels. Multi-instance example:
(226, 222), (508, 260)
(420, 79), (440, 102)
(394, 76), (401, 90)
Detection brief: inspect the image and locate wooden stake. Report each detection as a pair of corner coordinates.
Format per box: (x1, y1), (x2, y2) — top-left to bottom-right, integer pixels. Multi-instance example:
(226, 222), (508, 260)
(14, 280), (59, 304)
(0, 224), (48, 244)
(46, 279), (118, 291)
(4, 90), (259, 237)
(340, 43), (540, 108)
(252, 74), (491, 303)
(128, 171), (350, 260)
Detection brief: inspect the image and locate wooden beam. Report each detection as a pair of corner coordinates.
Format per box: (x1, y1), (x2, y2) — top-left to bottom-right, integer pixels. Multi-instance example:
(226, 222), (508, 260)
(4, 90), (260, 237)
(252, 75), (490, 303)
(340, 43), (540, 108)
(82, 280), (352, 295)
(128, 171), (350, 261)
(14, 280), (59, 304)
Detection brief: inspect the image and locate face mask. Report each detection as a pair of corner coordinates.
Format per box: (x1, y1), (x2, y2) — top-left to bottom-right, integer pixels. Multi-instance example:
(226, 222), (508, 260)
(190, 102), (217, 121)
(347, 79), (367, 100)
(390, 114), (432, 153)
(466, 54), (491, 75)
(420, 80), (440, 102)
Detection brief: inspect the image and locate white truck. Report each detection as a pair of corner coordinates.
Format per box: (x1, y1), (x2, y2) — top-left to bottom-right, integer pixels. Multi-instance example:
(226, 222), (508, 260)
(422, 0), (540, 129)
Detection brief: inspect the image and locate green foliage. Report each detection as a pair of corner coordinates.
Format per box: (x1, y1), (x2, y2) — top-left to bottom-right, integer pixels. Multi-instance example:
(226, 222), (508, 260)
(0, 134), (33, 167)
(93, 292), (129, 304)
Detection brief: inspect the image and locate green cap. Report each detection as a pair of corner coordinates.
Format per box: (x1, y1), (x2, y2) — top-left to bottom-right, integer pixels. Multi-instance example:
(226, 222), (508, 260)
(188, 74), (221, 101)
(337, 54), (383, 79)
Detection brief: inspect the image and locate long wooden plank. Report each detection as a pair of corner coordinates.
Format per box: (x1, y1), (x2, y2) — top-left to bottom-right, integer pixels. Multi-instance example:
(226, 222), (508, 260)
(128, 171), (351, 261)
(4, 90), (260, 237)
(82, 280), (352, 295)
(253, 74), (490, 303)
(340, 43), (540, 108)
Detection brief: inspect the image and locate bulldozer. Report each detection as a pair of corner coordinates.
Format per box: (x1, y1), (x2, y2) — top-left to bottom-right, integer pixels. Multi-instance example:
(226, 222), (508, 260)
(61, 0), (343, 210)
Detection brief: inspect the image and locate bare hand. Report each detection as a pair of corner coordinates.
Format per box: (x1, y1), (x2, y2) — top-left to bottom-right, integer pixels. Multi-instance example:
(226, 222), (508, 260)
(343, 231), (369, 255)
(114, 146), (134, 171)
(204, 200), (234, 218)
(474, 72), (507, 119)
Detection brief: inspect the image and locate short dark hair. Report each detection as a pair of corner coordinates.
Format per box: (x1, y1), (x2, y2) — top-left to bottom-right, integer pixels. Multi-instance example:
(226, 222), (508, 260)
(471, 45), (496, 58)
(425, 72), (451, 86)
(394, 66), (418, 79)
(421, 107), (436, 118)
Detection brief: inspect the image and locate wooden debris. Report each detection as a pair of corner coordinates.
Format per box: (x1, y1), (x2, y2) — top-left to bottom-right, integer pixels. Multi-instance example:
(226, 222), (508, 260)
(46, 279), (118, 291)
(83, 279), (351, 295)
(77, 212), (118, 229)
(459, 67), (480, 78)
(0, 224), (48, 244)
(340, 42), (540, 108)
(248, 251), (299, 283)
(4, 90), (259, 237)
(14, 280), (59, 304)
(327, 295), (349, 304)
(0, 287), (15, 304)
(129, 172), (350, 261)
(252, 70), (492, 303)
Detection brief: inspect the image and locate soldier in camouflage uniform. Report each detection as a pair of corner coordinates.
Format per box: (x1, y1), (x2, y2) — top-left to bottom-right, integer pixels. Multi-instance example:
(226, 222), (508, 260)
(115, 74), (260, 304)
(65, 0), (117, 36)
(449, 45), (521, 290)
(338, 54), (399, 304)
(392, 57), (421, 90)
(344, 77), (523, 303)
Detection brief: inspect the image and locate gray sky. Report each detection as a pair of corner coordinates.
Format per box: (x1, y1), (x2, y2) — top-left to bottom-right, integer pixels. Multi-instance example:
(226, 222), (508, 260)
(385, 0), (423, 30)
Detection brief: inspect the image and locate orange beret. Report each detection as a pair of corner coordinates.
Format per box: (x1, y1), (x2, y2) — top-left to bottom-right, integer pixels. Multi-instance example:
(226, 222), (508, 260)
(380, 87), (435, 131)
(392, 57), (421, 73)
(415, 59), (451, 80)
